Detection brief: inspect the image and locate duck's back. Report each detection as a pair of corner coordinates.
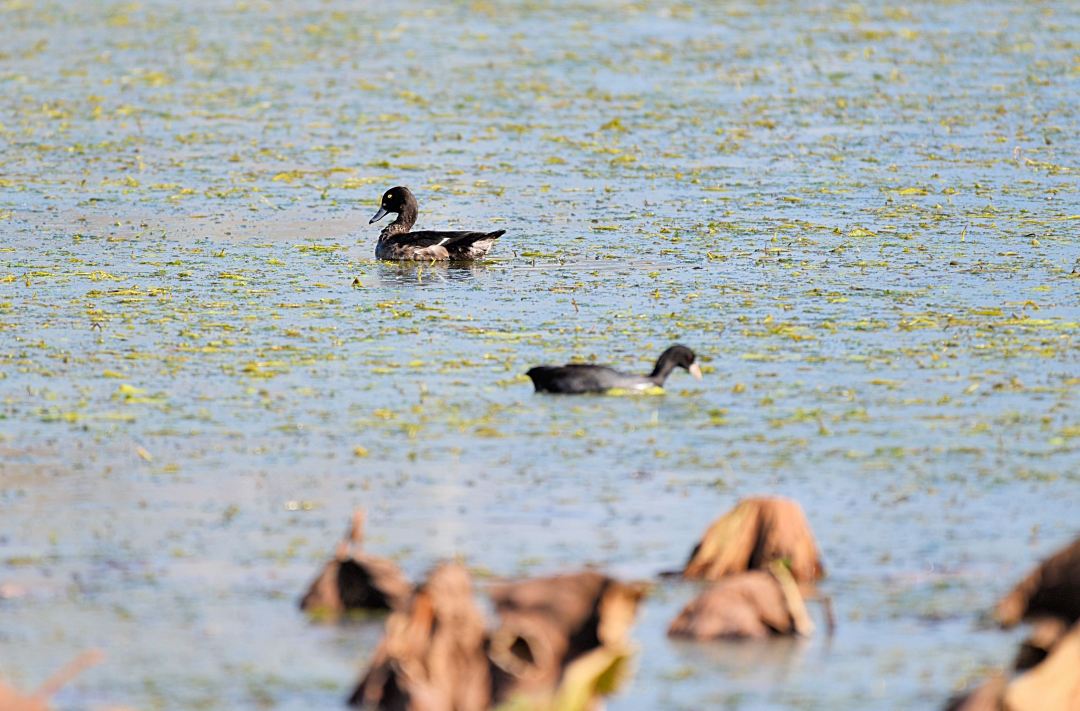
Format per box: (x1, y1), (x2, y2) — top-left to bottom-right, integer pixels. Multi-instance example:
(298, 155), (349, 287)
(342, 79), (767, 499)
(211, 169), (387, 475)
(377, 229), (504, 261)
(526, 364), (651, 394)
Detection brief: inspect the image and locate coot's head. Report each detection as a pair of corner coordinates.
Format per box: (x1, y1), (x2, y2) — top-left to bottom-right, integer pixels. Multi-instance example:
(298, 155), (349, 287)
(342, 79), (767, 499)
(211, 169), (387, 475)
(369, 186), (417, 224)
(656, 344), (703, 381)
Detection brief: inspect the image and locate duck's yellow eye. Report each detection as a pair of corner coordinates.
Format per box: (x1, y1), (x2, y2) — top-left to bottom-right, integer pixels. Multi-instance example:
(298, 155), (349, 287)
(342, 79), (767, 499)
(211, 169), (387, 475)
(386, 193), (393, 200)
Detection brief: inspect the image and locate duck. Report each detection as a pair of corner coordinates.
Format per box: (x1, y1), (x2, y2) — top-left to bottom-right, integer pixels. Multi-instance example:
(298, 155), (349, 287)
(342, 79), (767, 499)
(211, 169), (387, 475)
(368, 186), (504, 261)
(526, 345), (703, 394)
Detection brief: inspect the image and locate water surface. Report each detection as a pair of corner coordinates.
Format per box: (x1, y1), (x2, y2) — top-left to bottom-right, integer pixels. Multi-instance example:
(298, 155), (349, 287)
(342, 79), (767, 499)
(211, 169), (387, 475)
(2, 0), (1080, 709)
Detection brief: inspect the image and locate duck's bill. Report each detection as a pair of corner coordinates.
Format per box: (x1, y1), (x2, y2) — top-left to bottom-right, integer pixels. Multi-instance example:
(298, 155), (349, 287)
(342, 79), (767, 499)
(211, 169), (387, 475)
(689, 362), (703, 381)
(369, 207), (389, 224)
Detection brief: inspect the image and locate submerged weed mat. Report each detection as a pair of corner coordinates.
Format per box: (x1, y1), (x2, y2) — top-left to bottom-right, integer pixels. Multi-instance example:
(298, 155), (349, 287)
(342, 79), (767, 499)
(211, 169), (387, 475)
(2, 0), (1080, 709)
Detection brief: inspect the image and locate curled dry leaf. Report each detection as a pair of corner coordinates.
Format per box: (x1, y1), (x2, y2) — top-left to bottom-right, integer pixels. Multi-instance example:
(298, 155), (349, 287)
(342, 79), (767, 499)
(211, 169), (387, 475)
(668, 564), (813, 641)
(1004, 620), (1080, 711)
(544, 645), (631, 711)
(682, 497), (824, 583)
(488, 572), (644, 705)
(492, 643), (634, 711)
(0, 650), (105, 711)
(349, 563), (491, 711)
(489, 572), (645, 711)
(300, 508), (412, 617)
(943, 621), (1080, 711)
(1014, 617), (1069, 672)
(669, 571), (790, 640)
(995, 535), (1080, 628)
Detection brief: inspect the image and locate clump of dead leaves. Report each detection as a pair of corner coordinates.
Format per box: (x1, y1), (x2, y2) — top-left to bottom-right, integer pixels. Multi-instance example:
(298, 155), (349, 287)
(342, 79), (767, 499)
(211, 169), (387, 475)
(488, 571), (644, 710)
(681, 496), (824, 583)
(349, 563), (490, 711)
(348, 566), (644, 711)
(669, 497), (827, 641)
(300, 509), (412, 618)
(946, 535), (1080, 711)
(669, 564), (815, 639)
(995, 535), (1080, 630)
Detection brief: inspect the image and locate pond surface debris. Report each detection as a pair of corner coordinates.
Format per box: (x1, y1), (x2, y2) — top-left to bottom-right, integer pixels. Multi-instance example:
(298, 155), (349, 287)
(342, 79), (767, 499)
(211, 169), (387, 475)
(669, 497), (822, 640)
(301, 508), (413, 618)
(349, 566), (643, 711)
(995, 535), (1080, 630)
(668, 564), (814, 640)
(681, 496), (824, 583)
(349, 564), (490, 711)
(488, 571), (644, 708)
(946, 535), (1080, 711)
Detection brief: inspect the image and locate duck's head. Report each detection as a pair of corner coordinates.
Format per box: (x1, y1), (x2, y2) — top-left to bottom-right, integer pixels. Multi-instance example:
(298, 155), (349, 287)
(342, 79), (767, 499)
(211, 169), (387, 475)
(370, 186), (417, 224)
(655, 344), (703, 381)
